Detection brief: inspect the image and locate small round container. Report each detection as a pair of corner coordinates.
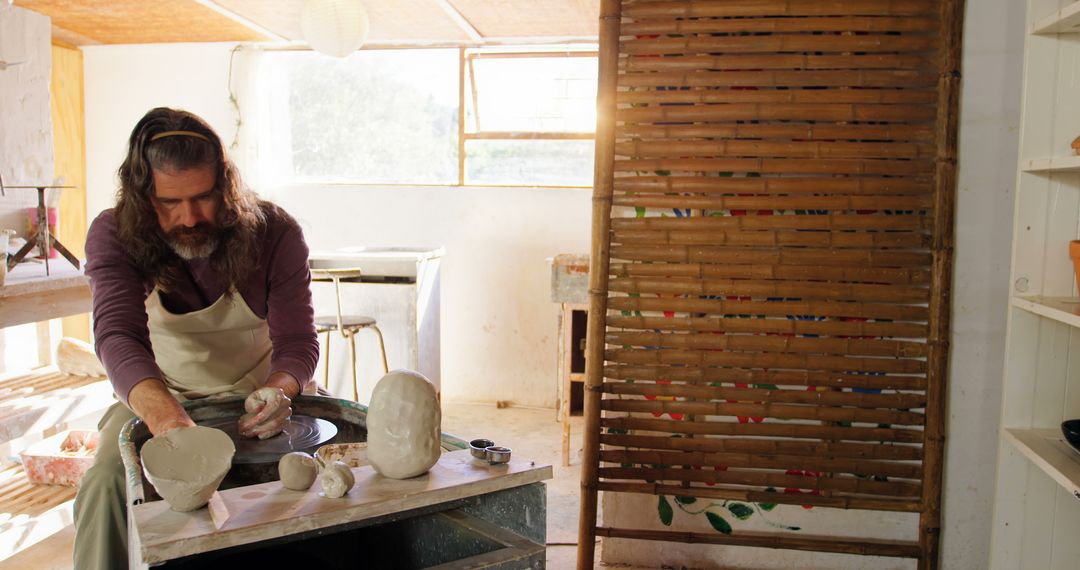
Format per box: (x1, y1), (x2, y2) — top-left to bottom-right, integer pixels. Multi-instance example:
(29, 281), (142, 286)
(469, 438), (495, 460)
(485, 446), (511, 464)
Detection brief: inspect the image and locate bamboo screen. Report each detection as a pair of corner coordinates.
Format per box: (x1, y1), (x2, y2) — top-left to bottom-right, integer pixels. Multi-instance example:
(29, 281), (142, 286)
(578, 1), (962, 568)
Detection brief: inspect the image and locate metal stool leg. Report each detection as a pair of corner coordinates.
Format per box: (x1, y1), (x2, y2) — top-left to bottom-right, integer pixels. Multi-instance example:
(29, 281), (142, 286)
(371, 325), (389, 373)
(346, 330), (359, 402)
(323, 330), (331, 390)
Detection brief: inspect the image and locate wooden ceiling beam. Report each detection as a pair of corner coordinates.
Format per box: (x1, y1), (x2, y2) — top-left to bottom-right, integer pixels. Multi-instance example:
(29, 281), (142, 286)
(192, 0), (288, 42)
(434, 0), (483, 42)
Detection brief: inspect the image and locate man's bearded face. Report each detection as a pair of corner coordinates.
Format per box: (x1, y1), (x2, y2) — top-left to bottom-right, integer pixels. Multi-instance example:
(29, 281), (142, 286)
(151, 165), (222, 260)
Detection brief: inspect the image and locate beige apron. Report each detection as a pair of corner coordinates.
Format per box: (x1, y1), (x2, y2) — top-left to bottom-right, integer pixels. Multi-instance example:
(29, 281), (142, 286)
(146, 288), (272, 400)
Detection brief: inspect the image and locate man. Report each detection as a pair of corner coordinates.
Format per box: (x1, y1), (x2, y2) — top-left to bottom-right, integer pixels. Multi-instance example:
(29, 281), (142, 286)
(73, 107), (319, 569)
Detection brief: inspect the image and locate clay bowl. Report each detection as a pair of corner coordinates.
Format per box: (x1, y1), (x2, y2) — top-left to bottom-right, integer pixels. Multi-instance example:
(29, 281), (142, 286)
(141, 426), (235, 512)
(1063, 419), (1080, 452)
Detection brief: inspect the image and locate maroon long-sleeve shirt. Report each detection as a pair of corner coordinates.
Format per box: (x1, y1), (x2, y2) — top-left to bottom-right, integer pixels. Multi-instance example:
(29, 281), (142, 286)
(85, 207), (319, 404)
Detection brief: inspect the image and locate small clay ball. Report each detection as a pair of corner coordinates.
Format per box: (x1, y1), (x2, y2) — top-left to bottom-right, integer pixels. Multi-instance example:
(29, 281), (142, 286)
(278, 452), (318, 491)
(320, 461), (355, 498)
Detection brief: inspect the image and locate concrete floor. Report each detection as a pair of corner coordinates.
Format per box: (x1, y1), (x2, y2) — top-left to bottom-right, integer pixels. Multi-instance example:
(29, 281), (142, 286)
(1, 402), (644, 569)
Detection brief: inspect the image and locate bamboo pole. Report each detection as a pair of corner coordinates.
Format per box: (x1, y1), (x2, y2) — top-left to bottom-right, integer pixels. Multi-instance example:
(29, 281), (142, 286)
(619, 69), (939, 89)
(620, 15), (938, 35)
(613, 157), (934, 177)
(620, 33), (937, 55)
(600, 415), (926, 444)
(617, 104), (937, 126)
(606, 276), (930, 303)
(608, 245), (933, 269)
(603, 364), (930, 391)
(609, 212), (933, 230)
(596, 526), (922, 558)
(618, 123), (937, 143)
(611, 229), (931, 249)
(919, 1), (963, 568)
(609, 261), (932, 286)
(610, 178), (931, 196)
(597, 481), (923, 512)
(604, 331), (930, 359)
(605, 296), (930, 322)
(597, 466), (920, 497)
(604, 349), (927, 375)
(577, 0), (619, 567)
(602, 381), (927, 409)
(620, 53), (935, 72)
(621, 0), (937, 19)
(617, 88), (938, 105)
(612, 195), (933, 211)
(599, 449), (923, 479)
(599, 433), (924, 461)
(617, 139), (937, 159)
(600, 398), (925, 426)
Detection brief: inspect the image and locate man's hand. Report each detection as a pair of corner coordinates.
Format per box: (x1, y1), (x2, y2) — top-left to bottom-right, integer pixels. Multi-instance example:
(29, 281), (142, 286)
(238, 387), (292, 439)
(128, 378), (196, 437)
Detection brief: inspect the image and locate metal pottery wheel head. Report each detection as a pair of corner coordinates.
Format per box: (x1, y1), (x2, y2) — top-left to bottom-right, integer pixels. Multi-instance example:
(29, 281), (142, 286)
(198, 415), (338, 464)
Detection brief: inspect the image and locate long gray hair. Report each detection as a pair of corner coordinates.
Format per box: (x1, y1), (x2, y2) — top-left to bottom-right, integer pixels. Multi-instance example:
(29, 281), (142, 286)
(114, 107), (266, 292)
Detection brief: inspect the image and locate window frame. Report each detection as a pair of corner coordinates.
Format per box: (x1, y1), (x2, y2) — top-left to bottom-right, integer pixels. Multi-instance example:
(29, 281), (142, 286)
(257, 45), (598, 189)
(458, 47), (598, 187)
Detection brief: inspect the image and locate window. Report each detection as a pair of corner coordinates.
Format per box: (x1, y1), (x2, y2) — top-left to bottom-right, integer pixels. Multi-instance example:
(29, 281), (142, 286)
(464, 49), (597, 186)
(257, 46), (597, 187)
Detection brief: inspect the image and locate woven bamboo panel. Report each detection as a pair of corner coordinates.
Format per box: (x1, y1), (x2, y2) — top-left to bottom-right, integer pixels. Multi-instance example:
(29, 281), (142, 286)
(579, 0), (961, 567)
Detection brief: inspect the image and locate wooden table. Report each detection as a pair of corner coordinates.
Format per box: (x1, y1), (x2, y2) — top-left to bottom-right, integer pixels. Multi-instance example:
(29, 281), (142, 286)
(0, 261), (90, 329)
(129, 449), (552, 568)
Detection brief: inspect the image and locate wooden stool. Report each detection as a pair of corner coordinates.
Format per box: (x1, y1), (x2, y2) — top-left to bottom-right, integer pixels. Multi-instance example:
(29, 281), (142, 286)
(310, 266), (389, 401)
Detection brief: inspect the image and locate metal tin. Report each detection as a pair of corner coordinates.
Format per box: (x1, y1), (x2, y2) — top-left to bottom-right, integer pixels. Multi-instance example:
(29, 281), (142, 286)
(469, 438), (495, 460)
(485, 446), (511, 464)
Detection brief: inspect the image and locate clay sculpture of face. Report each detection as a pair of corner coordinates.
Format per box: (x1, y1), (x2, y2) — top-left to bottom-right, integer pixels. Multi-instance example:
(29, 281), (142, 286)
(366, 369), (442, 479)
(141, 426), (235, 512)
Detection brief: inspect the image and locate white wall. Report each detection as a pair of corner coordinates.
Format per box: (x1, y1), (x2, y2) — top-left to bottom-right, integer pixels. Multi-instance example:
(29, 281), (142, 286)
(0, 4), (53, 237)
(82, 43), (591, 408)
(941, 0), (1024, 566)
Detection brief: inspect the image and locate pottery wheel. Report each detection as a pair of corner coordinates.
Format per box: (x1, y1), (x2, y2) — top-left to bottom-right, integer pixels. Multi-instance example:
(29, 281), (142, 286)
(197, 415), (338, 464)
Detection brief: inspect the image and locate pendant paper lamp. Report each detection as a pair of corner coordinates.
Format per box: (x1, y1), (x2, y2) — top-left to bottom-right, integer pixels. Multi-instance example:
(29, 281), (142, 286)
(300, 0), (370, 58)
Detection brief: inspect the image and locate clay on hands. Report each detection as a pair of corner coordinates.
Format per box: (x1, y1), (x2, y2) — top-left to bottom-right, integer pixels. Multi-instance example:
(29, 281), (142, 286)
(278, 451), (319, 490)
(141, 426), (235, 512)
(320, 461), (354, 498)
(238, 387), (292, 439)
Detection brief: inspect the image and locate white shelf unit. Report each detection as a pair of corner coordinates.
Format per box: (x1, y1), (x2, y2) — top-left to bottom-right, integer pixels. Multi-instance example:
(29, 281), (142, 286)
(1021, 155), (1080, 173)
(1011, 295), (1080, 328)
(1003, 429), (1080, 500)
(991, 2), (1080, 569)
(1032, 0), (1080, 34)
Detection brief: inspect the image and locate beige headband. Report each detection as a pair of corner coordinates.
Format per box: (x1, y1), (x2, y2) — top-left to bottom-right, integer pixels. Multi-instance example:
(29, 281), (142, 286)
(150, 130), (210, 142)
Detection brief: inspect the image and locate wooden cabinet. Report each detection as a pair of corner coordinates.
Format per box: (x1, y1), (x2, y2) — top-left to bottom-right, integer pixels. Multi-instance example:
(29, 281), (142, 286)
(551, 254), (588, 466)
(991, 2), (1080, 567)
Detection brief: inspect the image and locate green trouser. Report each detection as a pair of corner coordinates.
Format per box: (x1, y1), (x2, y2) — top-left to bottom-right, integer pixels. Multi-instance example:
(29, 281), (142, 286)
(73, 402), (137, 570)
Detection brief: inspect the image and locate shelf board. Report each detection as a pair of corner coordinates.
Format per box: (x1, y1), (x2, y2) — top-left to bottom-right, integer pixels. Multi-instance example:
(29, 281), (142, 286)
(1021, 155), (1080, 173)
(1003, 428), (1080, 501)
(1032, 1), (1080, 34)
(1011, 296), (1080, 328)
